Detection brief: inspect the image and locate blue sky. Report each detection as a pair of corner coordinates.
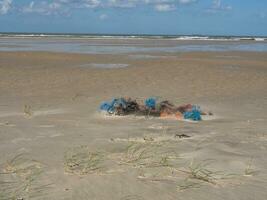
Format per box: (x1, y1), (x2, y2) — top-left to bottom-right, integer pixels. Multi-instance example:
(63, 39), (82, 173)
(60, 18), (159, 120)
(0, 0), (266, 36)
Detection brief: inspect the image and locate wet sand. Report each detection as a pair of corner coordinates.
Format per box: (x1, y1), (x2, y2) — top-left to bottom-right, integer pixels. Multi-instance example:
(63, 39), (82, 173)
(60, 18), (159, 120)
(0, 49), (267, 200)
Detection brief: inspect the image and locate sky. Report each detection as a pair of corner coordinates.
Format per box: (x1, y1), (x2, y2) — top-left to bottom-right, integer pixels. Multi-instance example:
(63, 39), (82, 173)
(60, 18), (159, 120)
(0, 0), (266, 36)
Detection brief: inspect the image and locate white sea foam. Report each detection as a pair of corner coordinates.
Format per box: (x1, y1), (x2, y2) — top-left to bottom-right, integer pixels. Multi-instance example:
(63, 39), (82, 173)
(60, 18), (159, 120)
(81, 63), (129, 69)
(1, 34), (267, 53)
(255, 38), (265, 41)
(0, 33), (266, 41)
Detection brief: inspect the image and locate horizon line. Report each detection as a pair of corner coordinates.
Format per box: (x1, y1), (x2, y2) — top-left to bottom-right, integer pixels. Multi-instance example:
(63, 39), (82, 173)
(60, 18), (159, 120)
(0, 32), (267, 38)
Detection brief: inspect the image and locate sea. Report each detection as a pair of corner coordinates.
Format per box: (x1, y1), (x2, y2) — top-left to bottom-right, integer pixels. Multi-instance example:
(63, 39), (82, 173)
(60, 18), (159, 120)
(0, 32), (267, 54)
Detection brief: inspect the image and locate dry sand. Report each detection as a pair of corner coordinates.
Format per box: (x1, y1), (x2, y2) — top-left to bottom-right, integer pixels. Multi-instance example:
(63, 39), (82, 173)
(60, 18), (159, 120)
(0, 49), (267, 200)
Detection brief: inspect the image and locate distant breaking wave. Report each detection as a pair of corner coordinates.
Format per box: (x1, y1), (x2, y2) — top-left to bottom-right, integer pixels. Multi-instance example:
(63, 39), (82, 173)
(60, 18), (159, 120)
(1, 32), (267, 53)
(0, 33), (266, 41)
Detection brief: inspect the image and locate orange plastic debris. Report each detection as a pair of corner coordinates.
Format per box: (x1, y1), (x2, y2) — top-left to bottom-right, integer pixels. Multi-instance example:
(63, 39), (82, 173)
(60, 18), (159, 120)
(160, 111), (183, 120)
(175, 111), (183, 120)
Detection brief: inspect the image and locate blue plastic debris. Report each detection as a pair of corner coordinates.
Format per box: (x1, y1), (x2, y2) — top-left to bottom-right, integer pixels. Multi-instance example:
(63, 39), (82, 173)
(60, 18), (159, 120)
(100, 98), (127, 114)
(145, 98), (156, 109)
(183, 105), (202, 121)
(100, 97), (208, 122)
(100, 102), (112, 111)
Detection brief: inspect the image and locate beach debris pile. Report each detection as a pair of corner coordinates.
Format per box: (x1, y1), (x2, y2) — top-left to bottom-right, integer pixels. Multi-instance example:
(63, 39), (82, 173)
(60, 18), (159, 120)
(100, 97), (212, 121)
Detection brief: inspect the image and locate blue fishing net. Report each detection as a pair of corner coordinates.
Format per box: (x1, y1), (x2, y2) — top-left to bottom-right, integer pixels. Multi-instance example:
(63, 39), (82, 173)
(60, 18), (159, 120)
(145, 98), (156, 109)
(100, 98), (127, 114)
(183, 105), (202, 121)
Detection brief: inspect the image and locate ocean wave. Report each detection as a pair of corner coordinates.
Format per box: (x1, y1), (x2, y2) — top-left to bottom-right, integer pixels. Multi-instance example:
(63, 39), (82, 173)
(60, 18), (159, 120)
(0, 33), (266, 41)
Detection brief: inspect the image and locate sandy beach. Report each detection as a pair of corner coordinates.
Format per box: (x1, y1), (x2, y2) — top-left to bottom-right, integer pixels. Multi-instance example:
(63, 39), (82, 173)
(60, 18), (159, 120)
(1, 40), (267, 199)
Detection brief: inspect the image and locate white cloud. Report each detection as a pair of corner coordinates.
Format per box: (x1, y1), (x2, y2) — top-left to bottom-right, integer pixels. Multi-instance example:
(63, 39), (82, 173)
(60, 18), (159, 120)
(0, 0), (12, 15)
(21, 0), (103, 15)
(154, 4), (175, 12)
(178, 0), (196, 4)
(18, 0), (198, 15)
(145, 0), (196, 6)
(206, 0), (232, 13)
(152, 0), (196, 12)
(83, 0), (101, 8)
(99, 13), (108, 20)
(106, 0), (197, 11)
(107, 0), (139, 8)
(22, 1), (65, 15)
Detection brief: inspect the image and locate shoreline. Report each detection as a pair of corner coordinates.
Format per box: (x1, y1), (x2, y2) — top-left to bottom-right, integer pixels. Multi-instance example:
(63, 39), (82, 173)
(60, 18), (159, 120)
(0, 32), (266, 41)
(1, 38), (267, 54)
